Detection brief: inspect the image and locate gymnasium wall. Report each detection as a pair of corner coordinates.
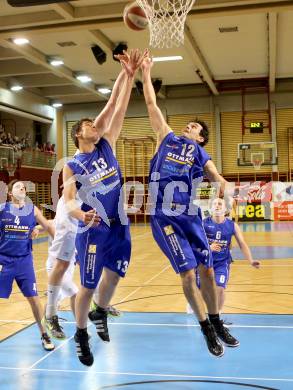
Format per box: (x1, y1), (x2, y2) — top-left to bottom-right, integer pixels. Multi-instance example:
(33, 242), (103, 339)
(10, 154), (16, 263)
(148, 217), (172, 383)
(63, 90), (293, 177)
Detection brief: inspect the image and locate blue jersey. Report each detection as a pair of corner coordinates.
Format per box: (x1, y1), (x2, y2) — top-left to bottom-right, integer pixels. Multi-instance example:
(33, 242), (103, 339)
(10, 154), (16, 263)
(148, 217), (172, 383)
(67, 138), (123, 223)
(203, 217), (235, 263)
(0, 202), (36, 257)
(149, 132), (211, 211)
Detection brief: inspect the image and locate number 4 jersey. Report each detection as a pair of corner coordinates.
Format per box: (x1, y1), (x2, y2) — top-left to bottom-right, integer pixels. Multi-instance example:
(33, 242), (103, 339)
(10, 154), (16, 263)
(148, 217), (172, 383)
(0, 202), (36, 257)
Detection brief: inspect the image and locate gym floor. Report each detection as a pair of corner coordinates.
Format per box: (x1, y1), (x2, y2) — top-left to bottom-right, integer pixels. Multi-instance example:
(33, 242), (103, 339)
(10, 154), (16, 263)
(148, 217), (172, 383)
(0, 221), (292, 389)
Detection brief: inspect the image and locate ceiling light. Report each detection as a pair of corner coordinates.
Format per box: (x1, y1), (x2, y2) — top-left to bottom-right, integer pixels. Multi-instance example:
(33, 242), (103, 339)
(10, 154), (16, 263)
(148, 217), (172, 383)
(10, 85), (23, 91)
(98, 88), (111, 94)
(153, 56), (183, 62)
(76, 74), (92, 83)
(13, 38), (29, 45)
(50, 59), (64, 67)
(52, 103), (63, 108)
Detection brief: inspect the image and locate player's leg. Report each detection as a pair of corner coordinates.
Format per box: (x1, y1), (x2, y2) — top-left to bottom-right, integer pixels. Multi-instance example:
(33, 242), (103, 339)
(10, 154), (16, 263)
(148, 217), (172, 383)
(74, 230), (102, 366)
(197, 260), (238, 347)
(197, 264), (218, 315)
(180, 268), (207, 321)
(150, 215), (224, 357)
(26, 296), (55, 351)
(88, 223), (131, 342)
(213, 262), (230, 313)
(16, 254), (55, 351)
(91, 277), (121, 317)
(217, 286), (225, 312)
(89, 269), (119, 342)
(44, 228), (76, 338)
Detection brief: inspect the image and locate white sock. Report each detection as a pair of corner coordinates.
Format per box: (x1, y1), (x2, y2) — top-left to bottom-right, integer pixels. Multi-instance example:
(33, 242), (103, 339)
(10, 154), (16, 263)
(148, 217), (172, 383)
(46, 285), (61, 318)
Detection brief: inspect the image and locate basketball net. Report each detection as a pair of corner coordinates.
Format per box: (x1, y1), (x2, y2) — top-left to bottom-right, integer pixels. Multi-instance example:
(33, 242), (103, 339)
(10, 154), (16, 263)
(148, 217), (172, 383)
(136, 0), (196, 48)
(7, 164), (16, 177)
(252, 159), (262, 171)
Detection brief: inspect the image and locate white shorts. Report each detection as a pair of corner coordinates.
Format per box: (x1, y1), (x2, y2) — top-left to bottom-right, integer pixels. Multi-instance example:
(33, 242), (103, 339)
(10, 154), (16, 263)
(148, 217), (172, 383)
(46, 257), (78, 300)
(49, 195), (79, 262)
(48, 225), (77, 262)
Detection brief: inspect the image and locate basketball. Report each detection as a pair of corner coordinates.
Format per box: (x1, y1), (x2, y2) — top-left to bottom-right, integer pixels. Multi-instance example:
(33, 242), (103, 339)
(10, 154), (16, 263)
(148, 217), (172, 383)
(123, 2), (148, 31)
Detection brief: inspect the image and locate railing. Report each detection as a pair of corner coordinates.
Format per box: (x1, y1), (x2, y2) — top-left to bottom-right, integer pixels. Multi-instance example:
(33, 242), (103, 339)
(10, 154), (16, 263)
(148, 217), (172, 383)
(21, 150), (56, 169)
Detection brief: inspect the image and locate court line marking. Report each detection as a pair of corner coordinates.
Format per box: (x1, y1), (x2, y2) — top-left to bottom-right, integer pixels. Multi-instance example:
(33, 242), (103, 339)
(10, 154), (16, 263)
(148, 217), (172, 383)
(1, 319), (293, 329)
(118, 264), (171, 304)
(29, 336), (74, 369)
(0, 366), (292, 383)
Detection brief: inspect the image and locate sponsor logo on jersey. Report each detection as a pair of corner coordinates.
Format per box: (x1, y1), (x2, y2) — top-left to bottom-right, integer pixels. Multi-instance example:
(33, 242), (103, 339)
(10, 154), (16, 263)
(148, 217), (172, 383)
(88, 244), (97, 254)
(166, 144), (179, 150)
(164, 225), (174, 236)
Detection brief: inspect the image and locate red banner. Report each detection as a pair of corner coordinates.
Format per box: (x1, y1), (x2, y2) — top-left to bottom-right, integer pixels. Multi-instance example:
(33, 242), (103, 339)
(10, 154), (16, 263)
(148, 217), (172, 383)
(236, 181), (272, 203)
(274, 201), (293, 221)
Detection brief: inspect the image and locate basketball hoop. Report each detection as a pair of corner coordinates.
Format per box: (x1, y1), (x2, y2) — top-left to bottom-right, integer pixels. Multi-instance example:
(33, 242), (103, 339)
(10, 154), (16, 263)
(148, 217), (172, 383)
(7, 164), (16, 177)
(251, 153), (264, 171)
(136, 0), (196, 48)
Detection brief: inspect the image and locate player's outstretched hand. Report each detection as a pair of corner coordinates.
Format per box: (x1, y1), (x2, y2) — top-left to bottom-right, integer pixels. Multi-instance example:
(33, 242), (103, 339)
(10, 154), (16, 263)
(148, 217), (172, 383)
(83, 209), (101, 226)
(210, 242), (222, 252)
(251, 260), (260, 268)
(141, 51), (153, 72)
(119, 48), (148, 77)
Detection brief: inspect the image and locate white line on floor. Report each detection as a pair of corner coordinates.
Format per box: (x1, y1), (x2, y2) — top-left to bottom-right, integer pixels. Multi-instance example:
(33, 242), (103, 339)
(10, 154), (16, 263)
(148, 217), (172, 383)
(0, 366), (292, 383)
(1, 319), (293, 329)
(119, 264), (171, 303)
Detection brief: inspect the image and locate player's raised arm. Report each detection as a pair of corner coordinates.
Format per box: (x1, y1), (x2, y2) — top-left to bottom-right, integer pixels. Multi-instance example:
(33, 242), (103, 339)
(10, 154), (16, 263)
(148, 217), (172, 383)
(141, 55), (171, 145)
(104, 49), (145, 147)
(34, 207), (55, 238)
(234, 223), (260, 268)
(63, 164), (100, 226)
(93, 69), (127, 133)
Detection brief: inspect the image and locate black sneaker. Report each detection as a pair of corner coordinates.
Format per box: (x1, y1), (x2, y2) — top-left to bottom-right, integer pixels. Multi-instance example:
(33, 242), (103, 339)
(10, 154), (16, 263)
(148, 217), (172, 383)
(88, 309), (110, 342)
(201, 323), (224, 357)
(74, 331), (94, 366)
(213, 322), (240, 347)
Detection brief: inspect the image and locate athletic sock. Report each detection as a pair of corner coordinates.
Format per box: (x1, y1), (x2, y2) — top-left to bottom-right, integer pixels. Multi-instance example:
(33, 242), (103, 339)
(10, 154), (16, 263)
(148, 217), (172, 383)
(76, 327), (88, 336)
(199, 318), (210, 330)
(46, 285), (61, 318)
(208, 313), (221, 327)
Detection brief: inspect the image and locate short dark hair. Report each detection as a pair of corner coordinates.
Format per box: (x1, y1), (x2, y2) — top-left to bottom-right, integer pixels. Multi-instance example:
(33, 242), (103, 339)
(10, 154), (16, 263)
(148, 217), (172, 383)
(71, 118), (92, 148)
(196, 119), (209, 147)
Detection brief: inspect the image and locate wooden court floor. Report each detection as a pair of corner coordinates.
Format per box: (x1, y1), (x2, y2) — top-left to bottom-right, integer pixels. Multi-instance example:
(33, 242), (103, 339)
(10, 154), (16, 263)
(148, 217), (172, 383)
(0, 222), (292, 341)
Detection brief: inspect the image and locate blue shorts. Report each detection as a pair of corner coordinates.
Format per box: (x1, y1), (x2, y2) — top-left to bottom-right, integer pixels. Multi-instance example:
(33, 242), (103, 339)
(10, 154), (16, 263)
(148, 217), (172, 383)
(0, 253), (38, 298)
(76, 220), (131, 289)
(150, 212), (212, 274)
(196, 261), (230, 289)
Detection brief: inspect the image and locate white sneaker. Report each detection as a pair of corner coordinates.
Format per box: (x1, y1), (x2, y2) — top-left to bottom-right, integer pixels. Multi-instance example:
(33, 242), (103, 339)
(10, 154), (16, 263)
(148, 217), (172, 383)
(186, 303), (194, 314)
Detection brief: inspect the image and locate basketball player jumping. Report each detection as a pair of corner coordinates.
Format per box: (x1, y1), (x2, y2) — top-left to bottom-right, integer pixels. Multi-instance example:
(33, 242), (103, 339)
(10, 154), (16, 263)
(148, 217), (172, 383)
(140, 53), (239, 357)
(63, 49), (146, 366)
(43, 60), (131, 339)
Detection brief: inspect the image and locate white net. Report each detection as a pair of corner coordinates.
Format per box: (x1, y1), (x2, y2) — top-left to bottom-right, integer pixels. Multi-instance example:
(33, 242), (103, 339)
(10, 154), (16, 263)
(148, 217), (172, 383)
(136, 0), (195, 49)
(251, 153), (264, 171)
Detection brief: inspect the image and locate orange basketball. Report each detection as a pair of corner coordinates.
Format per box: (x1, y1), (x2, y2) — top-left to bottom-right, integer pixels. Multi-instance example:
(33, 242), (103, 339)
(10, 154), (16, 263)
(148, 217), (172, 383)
(123, 2), (148, 31)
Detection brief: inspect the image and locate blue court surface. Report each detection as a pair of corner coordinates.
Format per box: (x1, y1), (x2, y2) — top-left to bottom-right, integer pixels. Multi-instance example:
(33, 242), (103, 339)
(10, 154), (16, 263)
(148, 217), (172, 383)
(0, 312), (292, 390)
